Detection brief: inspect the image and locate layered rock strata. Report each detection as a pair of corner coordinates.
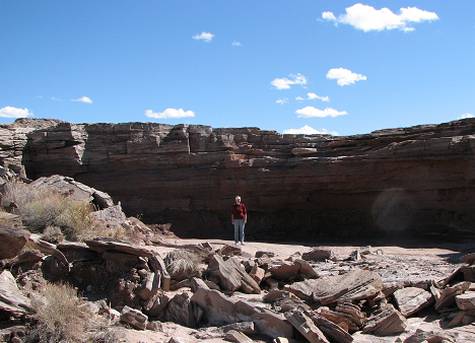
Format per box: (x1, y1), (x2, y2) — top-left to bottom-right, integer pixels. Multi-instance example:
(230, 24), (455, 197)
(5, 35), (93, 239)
(3, 118), (475, 240)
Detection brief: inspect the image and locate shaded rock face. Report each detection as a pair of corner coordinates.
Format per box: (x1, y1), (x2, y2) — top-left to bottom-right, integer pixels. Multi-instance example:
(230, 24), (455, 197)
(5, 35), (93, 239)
(4, 118), (475, 241)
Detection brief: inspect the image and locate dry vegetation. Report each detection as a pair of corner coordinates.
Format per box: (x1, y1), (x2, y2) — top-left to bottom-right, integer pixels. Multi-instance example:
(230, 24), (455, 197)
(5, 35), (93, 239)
(30, 283), (95, 343)
(164, 249), (201, 281)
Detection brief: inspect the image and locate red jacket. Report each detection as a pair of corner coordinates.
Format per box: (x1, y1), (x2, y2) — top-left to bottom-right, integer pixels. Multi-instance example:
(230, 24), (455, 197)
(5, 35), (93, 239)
(232, 203), (247, 219)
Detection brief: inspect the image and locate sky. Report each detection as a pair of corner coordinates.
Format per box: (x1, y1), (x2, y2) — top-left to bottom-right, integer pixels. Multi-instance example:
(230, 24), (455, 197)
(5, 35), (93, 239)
(0, 0), (474, 136)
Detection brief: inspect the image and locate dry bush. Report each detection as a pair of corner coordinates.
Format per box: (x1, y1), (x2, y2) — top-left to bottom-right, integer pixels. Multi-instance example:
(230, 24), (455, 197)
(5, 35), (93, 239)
(164, 249), (201, 281)
(30, 283), (94, 343)
(41, 225), (65, 244)
(1, 180), (94, 241)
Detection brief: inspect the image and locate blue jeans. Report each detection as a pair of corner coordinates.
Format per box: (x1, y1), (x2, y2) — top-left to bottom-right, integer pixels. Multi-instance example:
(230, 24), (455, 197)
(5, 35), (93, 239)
(233, 219), (245, 243)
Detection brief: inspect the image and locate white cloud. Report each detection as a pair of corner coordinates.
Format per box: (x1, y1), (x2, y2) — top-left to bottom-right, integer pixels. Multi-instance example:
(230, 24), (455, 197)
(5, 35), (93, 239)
(0, 106), (32, 118)
(322, 3), (439, 32)
(231, 41), (242, 47)
(326, 67), (367, 86)
(306, 92), (330, 102)
(72, 96), (93, 104)
(283, 125), (338, 135)
(459, 113), (474, 119)
(296, 106), (347, 118)
(192, 32), (214, 42)
(145, 108), (195, 119)
(271, 73), (307, 90)
(295, 96), (305, 101)
(275, 98), (288, 105)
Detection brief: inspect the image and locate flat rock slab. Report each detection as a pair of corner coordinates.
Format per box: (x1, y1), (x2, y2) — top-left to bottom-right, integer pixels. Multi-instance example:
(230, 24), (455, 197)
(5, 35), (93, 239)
(393, 287), (433, 317)
(85, 239), (154, 257)
(431, 282), (471, 310)
(286, 269), (383, 305)
(285, 310), (330, 343)
(0, 271), (32, 316)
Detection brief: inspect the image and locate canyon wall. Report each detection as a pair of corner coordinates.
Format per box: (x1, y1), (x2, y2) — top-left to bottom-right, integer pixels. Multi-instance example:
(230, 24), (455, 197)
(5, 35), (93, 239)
(3, 118), (475, 241)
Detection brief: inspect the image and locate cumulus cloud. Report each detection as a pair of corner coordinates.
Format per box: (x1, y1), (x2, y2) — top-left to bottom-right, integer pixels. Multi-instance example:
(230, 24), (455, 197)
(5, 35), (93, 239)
(145, 108), (195, 119)
(283, 125), (338, 135)
(192, 32), (214, 42)
(296, 106), (347, 118)
(322, 3), (439, 32)
(231, 41), (242, 47)
(459, 113), (474, 119)
(0, 106), (32, 118)
(275, 98), (289, 105)
(306, 92), (330, 102)
(72, 96), (93, 104)
(271, 73), (307, 90)
(326, 67), (367, 86)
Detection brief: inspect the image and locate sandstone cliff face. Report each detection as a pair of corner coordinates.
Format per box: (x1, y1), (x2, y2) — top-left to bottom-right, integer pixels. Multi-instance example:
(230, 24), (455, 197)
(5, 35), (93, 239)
(4, 118), (475, 241)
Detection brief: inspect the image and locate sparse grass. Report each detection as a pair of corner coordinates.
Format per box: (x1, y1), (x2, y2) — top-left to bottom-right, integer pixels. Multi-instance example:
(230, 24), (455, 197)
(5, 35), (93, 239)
(41, 225), (65, 244)
(164, 249), (201, 281)
(30, 283), (94, 343)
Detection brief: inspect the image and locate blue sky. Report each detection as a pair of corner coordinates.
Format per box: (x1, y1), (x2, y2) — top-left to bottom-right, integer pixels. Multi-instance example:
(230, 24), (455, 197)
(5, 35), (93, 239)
(0, 1), (474, 136)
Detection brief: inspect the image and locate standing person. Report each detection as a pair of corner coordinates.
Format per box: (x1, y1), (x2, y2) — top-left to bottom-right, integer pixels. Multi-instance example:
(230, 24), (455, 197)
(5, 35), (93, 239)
(231, 195), (247, 245)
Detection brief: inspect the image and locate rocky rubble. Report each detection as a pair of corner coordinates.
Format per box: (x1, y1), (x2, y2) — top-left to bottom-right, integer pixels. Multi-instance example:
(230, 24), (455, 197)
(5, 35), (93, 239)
(1, 174), (475, 342)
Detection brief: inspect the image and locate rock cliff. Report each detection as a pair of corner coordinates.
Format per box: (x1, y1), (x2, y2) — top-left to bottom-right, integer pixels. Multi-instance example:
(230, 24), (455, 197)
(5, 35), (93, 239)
(3, 118), (475, 241)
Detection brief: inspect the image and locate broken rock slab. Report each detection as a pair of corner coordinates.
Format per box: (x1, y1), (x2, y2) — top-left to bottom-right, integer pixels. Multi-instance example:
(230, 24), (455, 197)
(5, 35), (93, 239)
(120, 305), (149, 330)
(207, 255), (261, 294)
(310, 314), (353, 343)
(191, 287), (293, 338)
(224, 330), (254, 343)
(431, 282), (471, 310)
(285, 310), (329, 343)
(0, 270), (32, 317)
(393, 287), (433, 317)
(362, 304), (407, 336)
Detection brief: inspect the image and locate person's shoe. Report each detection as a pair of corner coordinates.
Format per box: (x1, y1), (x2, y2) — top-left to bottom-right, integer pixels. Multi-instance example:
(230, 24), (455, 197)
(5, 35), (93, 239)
(240, 241), (245, 245)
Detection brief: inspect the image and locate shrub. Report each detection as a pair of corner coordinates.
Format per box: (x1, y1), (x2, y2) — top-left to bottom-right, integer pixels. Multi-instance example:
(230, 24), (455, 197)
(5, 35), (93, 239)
(30, 283), (94, 343)
(164, 249), (201, 281)
(41, 225), (65, 244)
(1, 180), (94, 241)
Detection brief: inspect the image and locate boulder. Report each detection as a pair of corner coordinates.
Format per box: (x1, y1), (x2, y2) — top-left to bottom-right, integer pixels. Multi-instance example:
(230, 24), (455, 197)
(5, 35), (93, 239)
(268, 261), (300, 281)
(165, 292), (198, 327)
(249, 265), (265, 284)
(220, 321), (256, 335)
(136, 271), (160, 301)
(256, 251), (275, 258)
(285, 310), (329, 343)
(302, 249), (335, 262)
(0, 226), (29, 259)
(120, 305), (148, 330)
(191, 287), (293, 338)
(0, 270), (32, 316)
(316, 304), (366, 333)
(219, 244), (242, 257)
(207, 255), (261, 294)
(393, 287), (433, 317)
